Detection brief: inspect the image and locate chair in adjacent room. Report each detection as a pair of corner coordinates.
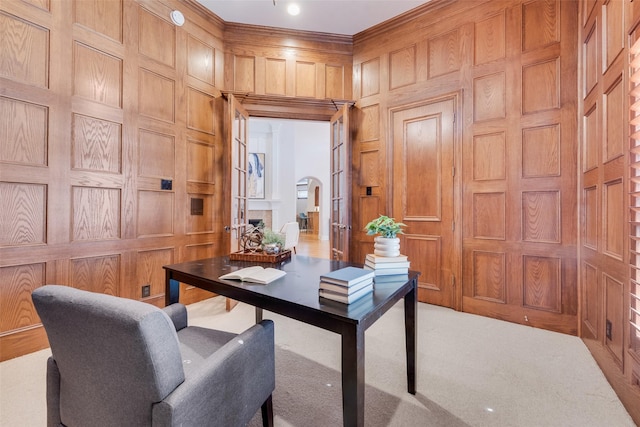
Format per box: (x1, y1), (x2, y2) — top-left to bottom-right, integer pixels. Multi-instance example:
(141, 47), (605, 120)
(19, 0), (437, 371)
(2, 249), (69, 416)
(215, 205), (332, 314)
(280, 221), (300, 254)
(297, 212), (308, 231)
(32, 285), (275, 427)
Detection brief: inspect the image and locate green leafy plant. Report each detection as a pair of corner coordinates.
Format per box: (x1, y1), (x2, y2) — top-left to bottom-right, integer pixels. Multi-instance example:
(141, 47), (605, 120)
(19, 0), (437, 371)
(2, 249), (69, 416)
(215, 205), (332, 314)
(261, 228), (285, 246)
(364, 215), (406, 238)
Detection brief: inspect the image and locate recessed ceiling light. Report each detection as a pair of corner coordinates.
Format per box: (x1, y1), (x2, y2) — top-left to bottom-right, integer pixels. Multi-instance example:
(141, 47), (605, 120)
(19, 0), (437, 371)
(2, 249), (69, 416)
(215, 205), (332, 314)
(287, 3), (300, 16)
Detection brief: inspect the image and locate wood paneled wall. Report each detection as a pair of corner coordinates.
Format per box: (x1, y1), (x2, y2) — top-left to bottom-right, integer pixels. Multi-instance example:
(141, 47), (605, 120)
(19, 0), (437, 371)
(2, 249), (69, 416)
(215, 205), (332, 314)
(351, 0), (579, 334)
(0, 0), (227, 361)
(579, 0), (640, 421)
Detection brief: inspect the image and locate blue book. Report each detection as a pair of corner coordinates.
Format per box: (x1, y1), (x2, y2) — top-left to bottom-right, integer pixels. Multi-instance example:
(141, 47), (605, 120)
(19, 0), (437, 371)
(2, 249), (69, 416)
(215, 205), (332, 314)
(319, 266), (375, 287)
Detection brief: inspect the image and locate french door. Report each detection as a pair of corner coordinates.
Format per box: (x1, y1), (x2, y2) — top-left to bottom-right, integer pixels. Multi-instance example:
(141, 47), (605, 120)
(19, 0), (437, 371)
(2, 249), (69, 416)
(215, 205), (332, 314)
(330, 104), (351, 261)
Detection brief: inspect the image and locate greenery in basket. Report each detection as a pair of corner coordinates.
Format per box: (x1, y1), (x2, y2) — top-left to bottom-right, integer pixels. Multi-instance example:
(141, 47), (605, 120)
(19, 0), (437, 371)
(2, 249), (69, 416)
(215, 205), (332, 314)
(364, 215), (406, 238)
(261, 228), (285, 247)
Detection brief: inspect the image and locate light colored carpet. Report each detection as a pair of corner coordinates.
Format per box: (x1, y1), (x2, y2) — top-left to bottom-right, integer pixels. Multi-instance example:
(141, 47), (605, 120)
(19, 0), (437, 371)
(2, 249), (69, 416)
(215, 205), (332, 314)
(1, 297), (635, 427)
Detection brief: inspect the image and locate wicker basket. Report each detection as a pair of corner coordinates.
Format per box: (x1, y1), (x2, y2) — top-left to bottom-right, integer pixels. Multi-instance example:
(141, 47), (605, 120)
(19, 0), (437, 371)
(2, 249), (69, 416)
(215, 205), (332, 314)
(229, 249), (292, 263)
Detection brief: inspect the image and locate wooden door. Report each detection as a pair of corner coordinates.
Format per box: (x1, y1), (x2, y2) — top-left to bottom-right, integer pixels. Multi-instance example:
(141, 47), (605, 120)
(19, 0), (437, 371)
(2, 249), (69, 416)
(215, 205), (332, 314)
(391, 97), (459, 309)
(330, 104), (351, 261)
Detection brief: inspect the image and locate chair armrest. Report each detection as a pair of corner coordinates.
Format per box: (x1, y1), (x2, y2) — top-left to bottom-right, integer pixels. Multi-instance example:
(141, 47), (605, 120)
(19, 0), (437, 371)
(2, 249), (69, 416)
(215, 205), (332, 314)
(162, 303), (188, 331)
(152, 320), (275, 427)
(46, 357), (62, 427)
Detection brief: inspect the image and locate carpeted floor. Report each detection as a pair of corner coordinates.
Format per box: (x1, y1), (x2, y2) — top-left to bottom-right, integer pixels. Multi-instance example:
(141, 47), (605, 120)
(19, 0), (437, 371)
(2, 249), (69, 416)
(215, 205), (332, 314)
(1, 297), (635, 426)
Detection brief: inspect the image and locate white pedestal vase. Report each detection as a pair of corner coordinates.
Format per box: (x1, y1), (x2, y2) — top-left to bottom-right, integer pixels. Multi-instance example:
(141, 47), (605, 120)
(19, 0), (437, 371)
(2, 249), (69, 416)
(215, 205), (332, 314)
(374, 236), (400, 257)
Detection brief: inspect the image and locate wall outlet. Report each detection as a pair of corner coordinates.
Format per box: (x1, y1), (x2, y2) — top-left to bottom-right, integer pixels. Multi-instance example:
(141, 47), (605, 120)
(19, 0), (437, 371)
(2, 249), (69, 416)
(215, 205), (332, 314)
(141, 284), (151, 298)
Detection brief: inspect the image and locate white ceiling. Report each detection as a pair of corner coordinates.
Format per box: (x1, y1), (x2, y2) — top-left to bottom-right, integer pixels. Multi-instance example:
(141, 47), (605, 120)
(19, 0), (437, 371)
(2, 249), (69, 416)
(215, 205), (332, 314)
(195, 0), (428, 36)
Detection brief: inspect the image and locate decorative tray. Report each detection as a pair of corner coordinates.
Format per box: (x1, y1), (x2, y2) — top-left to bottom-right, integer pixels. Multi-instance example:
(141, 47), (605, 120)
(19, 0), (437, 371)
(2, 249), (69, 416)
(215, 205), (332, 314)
(229, 249), (292, 263)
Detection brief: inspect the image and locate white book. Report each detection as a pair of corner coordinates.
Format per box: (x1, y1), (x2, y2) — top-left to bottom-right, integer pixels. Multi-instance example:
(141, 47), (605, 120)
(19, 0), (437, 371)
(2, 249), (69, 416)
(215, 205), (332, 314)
(364, 265), (409, 276)
(364, 259), (410, 270)
(219, 266), (286, 284)
(365, 253), (408, 263)
(319, 284), (373, 304)
(319, 278), (373, 295)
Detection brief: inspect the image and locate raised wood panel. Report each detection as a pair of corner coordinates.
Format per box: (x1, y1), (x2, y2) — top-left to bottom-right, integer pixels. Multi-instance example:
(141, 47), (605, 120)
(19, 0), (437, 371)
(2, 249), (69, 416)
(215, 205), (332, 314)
(473, 192), (506, 240)
(22, 0), (49, 12)
(428, 29), (461, 78)
(138, 68), (174, 123)
(361, 58), (380, 97)
(583, 186), (598, 249)
(582, 261), (599, 338)
(604, 76), (623, 162)
(74, 0), (122, 43)
(138, 129), (174, 179)
(583, 23), (597, 97)
(72, 187), (120, 241)
(265, 58), (286, 95)
(0, 263), (44, 333)
(389, 45), (416, 90)
(522, 124), (560, 177)
(522, 0), (559, 52)
(602, 0), (623, 70)
(137, 248), (174, 301)
(70, 254), (120, 295)
(0, 11), (49, 88)
(325, 65), (344, 99)
(360, 104), (380, 142)
(523, 255), (561, 313)
(604, 273), (624, 364)
(603, 179), (623, 260)
(522, 58), (559, 114)
(359, 149), (379, 187)
(474, 12), (506, 65)
(472, 250), (506, 303)
(137, 190), (173, 237)
(405, 235), (441, 291)
(187, 194), (213, 233)
(138, 7), (175, 68)
(187, 140), (214, 183)
(473, 131), (506, 180)
(187, 34), (215, 86)
(184, 242), (214, 260)
(583, 0), (597, 25)
(405, 115), (440, 219)
(0, 97), (48, 166)
(583, 104), (599, 171)
(73, 42), (122, 108)
(187, 87), (215, 135)
(295, 61), (316, 98)
(473, 72), (506, 122)
(234, 55), (255, 93)
(72, 113), (121, 173)
(358, 195), (380, 232)
(522, 190), (560, 243)
(0, 182), (46, 246)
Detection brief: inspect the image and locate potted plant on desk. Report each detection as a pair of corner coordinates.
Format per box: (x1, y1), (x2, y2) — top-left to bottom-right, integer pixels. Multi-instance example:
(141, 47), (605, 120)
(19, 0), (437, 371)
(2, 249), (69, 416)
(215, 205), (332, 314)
(364, 215), (406, 257)
(261, 228), (285, 254)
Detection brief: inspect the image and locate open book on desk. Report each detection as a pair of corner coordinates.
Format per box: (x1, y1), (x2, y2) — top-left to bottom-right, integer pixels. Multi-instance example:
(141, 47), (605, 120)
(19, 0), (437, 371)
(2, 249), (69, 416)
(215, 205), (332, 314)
(219, 266), (286, 284)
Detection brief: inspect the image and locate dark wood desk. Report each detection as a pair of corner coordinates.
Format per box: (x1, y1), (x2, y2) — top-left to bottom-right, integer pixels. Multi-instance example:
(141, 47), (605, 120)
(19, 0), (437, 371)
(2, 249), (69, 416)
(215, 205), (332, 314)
(164, 256), (419, 427)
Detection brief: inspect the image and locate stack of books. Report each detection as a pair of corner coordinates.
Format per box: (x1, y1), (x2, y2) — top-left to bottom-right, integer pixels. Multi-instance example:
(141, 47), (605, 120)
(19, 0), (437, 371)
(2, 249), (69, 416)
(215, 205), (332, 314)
(364, 254), (410, 281)
(318, 266), (375, 304)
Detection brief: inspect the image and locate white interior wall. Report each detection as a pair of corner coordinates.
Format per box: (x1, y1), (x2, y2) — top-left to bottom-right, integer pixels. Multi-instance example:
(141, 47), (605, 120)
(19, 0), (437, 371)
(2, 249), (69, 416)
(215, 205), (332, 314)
(248, 118), (330, 240)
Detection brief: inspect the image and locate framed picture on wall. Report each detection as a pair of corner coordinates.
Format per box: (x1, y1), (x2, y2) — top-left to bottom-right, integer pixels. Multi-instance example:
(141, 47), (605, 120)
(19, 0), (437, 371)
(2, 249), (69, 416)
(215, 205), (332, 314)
(248, 152), (265, 199)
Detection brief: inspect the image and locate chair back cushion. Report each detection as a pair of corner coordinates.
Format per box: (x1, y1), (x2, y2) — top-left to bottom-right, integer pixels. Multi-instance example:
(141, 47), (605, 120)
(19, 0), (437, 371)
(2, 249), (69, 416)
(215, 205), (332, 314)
(281, 221), (300, 250)
(32, 285), (185, 426)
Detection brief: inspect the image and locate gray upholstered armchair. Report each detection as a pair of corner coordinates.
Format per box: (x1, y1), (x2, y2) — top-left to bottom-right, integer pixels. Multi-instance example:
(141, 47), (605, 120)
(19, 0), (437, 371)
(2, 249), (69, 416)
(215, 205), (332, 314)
(32, 285), (275, 427)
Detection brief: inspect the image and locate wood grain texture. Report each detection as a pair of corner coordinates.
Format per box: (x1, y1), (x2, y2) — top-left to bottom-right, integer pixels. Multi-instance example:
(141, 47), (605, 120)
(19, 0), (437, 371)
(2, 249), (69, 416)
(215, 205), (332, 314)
(0, 182), (46, 246)
(74, 0), (122, 43)
(0, 97), (48, 166)
(0, 11), (49, 87)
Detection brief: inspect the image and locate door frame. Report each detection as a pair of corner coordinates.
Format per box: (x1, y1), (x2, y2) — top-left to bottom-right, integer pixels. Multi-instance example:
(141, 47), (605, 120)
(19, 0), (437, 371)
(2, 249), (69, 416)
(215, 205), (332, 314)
(387, 91), (463, 310)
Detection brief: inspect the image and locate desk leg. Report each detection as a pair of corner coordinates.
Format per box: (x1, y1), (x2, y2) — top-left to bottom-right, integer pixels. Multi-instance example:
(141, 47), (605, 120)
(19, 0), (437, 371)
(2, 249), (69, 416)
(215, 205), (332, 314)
(404, 278), (417, 394)
(255, 307), (263, 323)
(341, 325), (365, 427)
(165, 272), (180, 306)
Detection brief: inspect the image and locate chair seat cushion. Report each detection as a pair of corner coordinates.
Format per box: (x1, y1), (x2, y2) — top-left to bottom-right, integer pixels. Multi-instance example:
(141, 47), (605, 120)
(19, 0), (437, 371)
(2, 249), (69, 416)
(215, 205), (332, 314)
(176, 326), (237, 377)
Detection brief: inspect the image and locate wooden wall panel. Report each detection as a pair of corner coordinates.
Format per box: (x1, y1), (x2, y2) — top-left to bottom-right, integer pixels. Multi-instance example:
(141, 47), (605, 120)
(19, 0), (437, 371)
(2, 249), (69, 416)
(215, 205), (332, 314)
(74, 0), (122, 43)
(187, 34), (215, 86)
(583, 105), (599, 170)
(474, 12), (506, 65)
(0, 97), (48, 166)
(138, 7), (175, 68)
(295, 61), (316, 97)
(138, 129), (174, 178)
(325, 64), (344, 99)
(405, 235), (441, 292)
(71, 187), (121, 240)
(361, 58), (380, 97)
(358, 150), (379, 187)
(582, 261), (599, 338)
(70, 255), (120, 294)
(137, 190), (173, 236)
(522, 0), (559, 51)
(473, 132), (506, 180)
(73, 42), (122, 108)
(603, 0), (623, 70)
(604, 273), (624, 364)
(0, 183), (46, 246)
(0, 263), (44, 333)
(473, 72), (506, 122)
(0, 11), (49, 88)
(583, 186), (598, 249)
(604, 77), (624, 162)
(404, 116), (440, 219)
(138, 68), (174, 122)
(583, 23), (598, 97)
(523, 255), (561, 313)
(604, 180), (623, 259)
(522, 191), (560, 243)
(522, 124), (560, 177)
(472, 251), (506, 303)
(265, 58), (286, 95)
(234, 55), (255, 93)
(187, 140), (214, 183)
(473, 192), (506, 240)
(72, 114), (121, 173)
(187, 87), (215, 134)
(428, 29), (461, 78)
(522, 58), (560, 114)
(136, 248), (174, 305)
(389, 45), (416, 90)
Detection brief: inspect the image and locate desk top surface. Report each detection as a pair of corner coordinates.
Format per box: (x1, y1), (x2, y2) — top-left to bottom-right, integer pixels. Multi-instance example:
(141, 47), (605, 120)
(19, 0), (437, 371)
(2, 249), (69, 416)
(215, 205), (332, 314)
(164, 255), (419, 327)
